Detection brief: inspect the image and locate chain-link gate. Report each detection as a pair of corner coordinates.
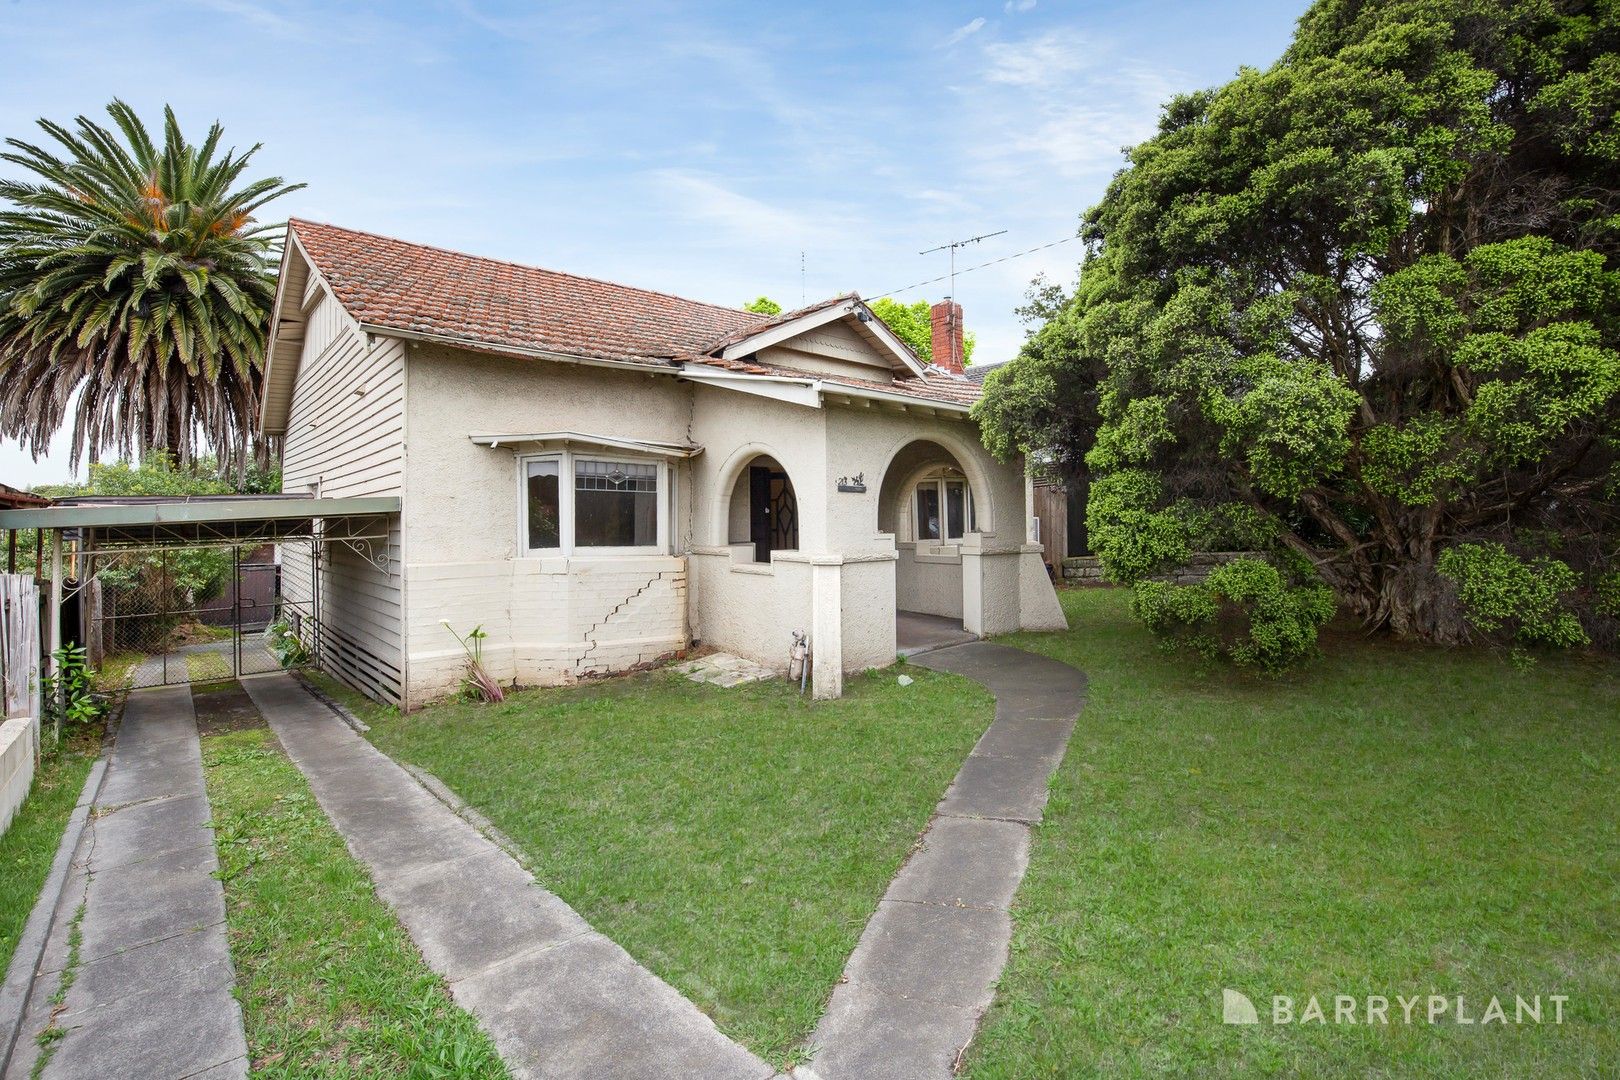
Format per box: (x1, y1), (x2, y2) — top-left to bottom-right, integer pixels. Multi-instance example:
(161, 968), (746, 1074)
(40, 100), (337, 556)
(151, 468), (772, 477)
(77, 541), (316, 690)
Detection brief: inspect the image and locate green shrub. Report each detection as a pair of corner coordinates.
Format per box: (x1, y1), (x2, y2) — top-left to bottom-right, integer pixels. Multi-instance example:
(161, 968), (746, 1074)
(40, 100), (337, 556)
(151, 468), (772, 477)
(1130, 558), (1335, 671)
(1437, 542), (1589, 649)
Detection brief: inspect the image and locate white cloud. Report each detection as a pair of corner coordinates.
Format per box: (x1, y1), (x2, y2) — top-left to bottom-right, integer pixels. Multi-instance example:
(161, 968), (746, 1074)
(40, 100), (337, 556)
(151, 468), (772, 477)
(1004, 0), (1038, 12)
(982, 29), (1092, 86)
(963, 29), (1180, 181)
(945, 17), (987, 46)
(651, 170), (833, 249)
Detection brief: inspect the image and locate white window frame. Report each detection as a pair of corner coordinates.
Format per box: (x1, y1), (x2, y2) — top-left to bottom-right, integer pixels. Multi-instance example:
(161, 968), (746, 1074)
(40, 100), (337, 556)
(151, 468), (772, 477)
(518, 449), (670, 557)
(911, 470), (976, 544)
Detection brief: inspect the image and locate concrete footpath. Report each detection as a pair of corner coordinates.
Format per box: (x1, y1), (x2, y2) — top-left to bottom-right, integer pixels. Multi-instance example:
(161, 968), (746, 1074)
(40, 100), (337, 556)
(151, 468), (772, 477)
(807, 642), (1087, 1080)
(239, 672), (775, 1080)
(4, 686), (248, 1080)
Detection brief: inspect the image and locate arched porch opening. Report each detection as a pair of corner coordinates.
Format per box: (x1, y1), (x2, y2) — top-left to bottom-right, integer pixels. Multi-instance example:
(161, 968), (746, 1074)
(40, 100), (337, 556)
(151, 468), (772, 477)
(877, 440), (980, 651)
(724, 453), (799, 563)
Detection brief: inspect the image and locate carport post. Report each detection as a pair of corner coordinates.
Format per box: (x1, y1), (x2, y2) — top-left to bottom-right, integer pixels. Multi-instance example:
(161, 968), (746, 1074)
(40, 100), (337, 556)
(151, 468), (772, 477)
(48, 528), (62, 739)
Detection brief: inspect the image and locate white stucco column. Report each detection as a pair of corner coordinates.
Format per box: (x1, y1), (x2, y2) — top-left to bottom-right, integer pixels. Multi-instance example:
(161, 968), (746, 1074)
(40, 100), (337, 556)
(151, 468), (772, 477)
(811, 557), (844, 699)
(960, 534), (985, 636)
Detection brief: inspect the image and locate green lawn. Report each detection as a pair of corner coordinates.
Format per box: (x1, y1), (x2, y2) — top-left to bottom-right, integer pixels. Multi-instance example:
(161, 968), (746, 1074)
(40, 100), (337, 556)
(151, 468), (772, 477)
(0, 725), (100, 978)
(197, 683), (507, 1078)
(964, 587), (1620, 1078)
(335, 667), (995, 1066)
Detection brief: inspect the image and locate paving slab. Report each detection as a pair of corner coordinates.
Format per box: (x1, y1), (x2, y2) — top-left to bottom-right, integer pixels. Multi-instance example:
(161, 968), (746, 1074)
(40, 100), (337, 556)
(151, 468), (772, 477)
(453, 933), (773, 1080)
(240, 672), (776, 1080)
(68, 926), (235, 1013)
(809, 985), (982, 1080)
(884, 817), (1030, 910)
(11, 685), (247, 1080)
(374, 849), (592, 981)
(810, 641), (1085, 1080)
(839, 901), (1010, 1010)
(936, 750), (1060, 824)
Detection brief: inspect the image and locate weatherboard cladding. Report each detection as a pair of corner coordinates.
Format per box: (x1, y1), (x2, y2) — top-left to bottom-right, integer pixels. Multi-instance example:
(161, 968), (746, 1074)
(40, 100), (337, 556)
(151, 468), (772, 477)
(287, 220), (983, 408)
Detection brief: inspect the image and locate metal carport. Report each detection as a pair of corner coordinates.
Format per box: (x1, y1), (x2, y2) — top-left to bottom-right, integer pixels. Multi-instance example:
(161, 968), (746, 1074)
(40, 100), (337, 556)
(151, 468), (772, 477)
(0, 494), (399, 696)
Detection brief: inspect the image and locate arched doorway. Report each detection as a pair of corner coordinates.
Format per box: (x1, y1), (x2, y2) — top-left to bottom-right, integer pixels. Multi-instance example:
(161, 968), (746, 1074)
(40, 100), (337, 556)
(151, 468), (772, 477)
(725, 454), (799, 562)
(877, 440), (980, 652)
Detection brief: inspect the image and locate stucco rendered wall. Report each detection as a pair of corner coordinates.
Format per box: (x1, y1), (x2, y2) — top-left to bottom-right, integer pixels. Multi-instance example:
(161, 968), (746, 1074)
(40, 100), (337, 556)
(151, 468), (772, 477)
(894, 543), (964, 619)
(401, 345), (694, 703)
(391, 340), (1063, 704)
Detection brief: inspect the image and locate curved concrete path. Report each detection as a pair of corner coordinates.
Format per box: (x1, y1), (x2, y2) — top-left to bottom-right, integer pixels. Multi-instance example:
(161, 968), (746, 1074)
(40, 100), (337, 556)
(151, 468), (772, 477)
(806, 642), (1086, 1080)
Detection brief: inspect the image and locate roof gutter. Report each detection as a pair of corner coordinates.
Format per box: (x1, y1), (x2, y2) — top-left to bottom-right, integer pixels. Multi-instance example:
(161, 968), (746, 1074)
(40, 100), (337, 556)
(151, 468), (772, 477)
(357, 324), (688, 378)
(820, 382), (975, 415)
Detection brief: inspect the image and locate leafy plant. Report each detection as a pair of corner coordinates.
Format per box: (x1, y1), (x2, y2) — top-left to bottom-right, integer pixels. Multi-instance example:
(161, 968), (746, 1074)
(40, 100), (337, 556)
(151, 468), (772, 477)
(42, 644), (108, 738)
(262, 616), (310, 668)
(1131, 558), (1336, 672)
(441, 621), (504, 703)
(976, 0), (1620, 660)
(1437, 542), (1590, 651)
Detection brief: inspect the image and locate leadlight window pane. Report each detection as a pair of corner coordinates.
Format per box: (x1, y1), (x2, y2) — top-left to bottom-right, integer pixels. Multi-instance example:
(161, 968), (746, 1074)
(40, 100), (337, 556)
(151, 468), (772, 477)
(916, 484), (941, 541)
(945, 480), (966, 540)
(574, 459), (658, 547)
(526, 459), (560, 550)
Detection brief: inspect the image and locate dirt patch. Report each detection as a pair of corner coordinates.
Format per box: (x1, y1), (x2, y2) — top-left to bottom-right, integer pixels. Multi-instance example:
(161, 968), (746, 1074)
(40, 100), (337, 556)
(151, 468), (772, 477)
(194, 681), (268, 737)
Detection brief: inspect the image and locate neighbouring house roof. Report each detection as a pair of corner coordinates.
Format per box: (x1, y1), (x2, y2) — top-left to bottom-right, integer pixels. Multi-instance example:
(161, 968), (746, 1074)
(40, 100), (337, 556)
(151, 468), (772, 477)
(0, 482), (50, 510)
(265, 221), (981, 432)
(965, 359), (1010, 385)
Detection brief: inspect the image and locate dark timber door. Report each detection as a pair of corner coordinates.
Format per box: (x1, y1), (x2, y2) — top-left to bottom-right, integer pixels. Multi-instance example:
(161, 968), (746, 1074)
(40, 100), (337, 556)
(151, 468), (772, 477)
(750, 466), (799, 561)
(750, 466), (773, 562)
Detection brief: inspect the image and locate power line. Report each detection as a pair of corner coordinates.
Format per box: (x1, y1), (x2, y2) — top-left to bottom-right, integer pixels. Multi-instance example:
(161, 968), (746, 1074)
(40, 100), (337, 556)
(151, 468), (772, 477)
(867, 234), (1081, 301)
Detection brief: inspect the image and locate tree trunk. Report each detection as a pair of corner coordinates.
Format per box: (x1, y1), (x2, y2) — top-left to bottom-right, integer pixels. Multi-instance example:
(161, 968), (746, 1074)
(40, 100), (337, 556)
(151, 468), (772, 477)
(1341, 555), (1470, 644)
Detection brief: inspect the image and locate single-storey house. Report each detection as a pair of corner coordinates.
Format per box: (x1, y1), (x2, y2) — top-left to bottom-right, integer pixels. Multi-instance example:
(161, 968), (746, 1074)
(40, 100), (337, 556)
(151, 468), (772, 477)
(260, 220), (1065, 706)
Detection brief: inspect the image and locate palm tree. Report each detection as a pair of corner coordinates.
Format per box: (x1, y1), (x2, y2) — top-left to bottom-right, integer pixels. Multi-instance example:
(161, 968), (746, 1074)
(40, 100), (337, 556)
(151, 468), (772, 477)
(0, 100), (303, 471)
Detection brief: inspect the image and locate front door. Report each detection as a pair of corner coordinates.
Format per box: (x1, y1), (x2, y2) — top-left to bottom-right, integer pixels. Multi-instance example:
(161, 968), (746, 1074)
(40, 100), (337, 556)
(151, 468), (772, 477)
(750, 466), (799, 562)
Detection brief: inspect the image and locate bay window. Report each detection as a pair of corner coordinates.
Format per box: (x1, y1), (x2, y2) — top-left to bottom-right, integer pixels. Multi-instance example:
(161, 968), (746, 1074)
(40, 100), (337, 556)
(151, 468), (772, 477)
(520, 451), (667, 555)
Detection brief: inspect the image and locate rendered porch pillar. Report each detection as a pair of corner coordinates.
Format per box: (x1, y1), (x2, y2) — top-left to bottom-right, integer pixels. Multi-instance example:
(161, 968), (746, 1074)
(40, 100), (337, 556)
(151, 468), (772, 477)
(811, 558), (843, 699)
(960, 534), (985, 637)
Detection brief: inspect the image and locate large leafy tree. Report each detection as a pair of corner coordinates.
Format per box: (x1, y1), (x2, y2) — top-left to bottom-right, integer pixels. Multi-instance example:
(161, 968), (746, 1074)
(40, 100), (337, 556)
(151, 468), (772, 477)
(978, 0), (1620, 654)
(0, 100), (302, 471)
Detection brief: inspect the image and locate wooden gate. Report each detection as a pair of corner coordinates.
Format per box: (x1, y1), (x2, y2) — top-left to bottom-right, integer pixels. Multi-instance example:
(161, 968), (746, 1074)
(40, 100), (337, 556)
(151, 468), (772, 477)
(0, 574), (40, 722)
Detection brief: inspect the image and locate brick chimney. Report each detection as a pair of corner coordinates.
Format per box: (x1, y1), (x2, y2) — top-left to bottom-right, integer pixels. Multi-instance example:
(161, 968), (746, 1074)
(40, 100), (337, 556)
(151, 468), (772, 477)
(930, 299), (965, 374)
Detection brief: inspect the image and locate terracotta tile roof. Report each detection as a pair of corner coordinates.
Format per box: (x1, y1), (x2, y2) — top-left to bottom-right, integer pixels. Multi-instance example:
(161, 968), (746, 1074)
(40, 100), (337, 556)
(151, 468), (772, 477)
(288, 220), (982, 408)
(290, 219), (763, 366)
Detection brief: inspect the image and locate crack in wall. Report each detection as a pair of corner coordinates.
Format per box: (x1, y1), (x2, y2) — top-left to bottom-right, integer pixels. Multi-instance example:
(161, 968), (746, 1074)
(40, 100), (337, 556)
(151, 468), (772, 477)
(571, 570), (677, 674)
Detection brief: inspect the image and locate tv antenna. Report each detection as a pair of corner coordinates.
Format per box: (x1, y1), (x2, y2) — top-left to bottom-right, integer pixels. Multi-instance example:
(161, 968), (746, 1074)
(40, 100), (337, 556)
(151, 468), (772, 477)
(919, 229), (1006, 302)
(918, 229), (1005, 371)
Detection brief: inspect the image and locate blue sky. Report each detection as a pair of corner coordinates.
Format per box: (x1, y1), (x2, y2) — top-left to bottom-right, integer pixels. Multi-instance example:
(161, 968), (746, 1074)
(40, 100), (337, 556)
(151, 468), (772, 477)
(0, 0), (1307, 486)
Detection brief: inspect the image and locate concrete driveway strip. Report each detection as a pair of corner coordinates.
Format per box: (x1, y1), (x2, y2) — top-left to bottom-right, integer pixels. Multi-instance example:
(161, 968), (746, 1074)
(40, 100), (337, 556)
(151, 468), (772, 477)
(13, 685), (249, 1080)
(239, 672), (774, 1080)
(809, 642), (1086, 1080)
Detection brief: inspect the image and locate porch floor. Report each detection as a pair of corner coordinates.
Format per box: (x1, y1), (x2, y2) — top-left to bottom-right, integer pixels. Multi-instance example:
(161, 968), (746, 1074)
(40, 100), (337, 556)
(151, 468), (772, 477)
(896, 610), (977, 657)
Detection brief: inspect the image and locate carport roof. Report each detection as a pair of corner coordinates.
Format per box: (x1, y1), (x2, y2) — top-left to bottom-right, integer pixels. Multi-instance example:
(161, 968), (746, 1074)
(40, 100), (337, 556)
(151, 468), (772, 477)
(0, 494), (399, 546)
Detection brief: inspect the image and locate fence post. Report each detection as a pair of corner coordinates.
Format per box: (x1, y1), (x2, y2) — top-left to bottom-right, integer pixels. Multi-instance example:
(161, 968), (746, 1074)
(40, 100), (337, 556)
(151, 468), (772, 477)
(48, 531), (62, 744)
